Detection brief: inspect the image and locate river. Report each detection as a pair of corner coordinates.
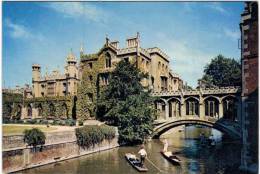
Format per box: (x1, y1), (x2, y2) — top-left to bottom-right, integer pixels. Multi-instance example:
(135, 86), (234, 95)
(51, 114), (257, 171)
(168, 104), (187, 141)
(20, 125), (243, 174)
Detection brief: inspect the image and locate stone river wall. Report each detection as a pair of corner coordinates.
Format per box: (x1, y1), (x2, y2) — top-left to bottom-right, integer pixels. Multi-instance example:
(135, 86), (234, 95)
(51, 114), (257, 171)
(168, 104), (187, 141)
(3, 129), (119, 173)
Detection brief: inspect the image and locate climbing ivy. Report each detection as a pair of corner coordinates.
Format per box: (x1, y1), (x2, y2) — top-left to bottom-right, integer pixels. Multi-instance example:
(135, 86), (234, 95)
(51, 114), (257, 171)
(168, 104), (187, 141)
(77, 47), (111, 121)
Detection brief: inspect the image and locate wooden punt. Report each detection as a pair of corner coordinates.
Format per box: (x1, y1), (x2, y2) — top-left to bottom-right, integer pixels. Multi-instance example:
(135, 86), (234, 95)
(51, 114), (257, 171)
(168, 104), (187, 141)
(125, 153), (148, 172)
(161, 151), (181, 165)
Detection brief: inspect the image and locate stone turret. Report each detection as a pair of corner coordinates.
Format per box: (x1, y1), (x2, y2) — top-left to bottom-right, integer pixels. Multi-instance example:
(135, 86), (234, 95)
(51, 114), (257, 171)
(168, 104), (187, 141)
(65, 49), (77, 78)
(32, 64), (41, 81)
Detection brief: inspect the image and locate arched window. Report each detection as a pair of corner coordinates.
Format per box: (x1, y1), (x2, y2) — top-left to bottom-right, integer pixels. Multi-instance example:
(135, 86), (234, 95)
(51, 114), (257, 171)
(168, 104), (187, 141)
(186, 98), (199, 116)
(105, 53), (112, 68)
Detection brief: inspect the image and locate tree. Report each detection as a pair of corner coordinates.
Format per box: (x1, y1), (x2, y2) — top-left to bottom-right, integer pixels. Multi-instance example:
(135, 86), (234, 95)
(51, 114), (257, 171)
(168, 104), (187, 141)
(201, 55), (241, 87)
(97, 60), (156, 144)
(23, 128), (46, 151)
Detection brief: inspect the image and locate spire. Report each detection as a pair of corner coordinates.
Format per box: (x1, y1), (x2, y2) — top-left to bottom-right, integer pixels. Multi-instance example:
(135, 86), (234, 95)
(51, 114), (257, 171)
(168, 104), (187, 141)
(105, 34), (110, 46)
(67, 48), (76, 63)
(136, 32), (140, 47)
(80, 43), (84, 54)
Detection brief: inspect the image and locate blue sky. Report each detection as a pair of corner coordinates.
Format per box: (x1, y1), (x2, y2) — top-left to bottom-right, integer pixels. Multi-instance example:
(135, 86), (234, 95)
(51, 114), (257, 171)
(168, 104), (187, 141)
(3, 2), (244, 88)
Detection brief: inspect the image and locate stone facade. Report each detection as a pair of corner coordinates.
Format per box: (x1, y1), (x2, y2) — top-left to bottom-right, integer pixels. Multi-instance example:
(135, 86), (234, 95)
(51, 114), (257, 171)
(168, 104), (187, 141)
(240, 2), (258, 172)
(153, 86), (241, 122)
(76, 33), (183, 119)
(19, 33), (183, 120)
(32, 50), (79, 98)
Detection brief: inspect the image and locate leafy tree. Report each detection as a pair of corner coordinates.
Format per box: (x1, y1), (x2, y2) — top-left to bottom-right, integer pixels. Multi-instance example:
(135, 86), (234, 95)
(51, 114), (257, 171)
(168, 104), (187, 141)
(23, 128), (46, 150)
(97, 60), (156, 144)
(202, 55), (241, 87)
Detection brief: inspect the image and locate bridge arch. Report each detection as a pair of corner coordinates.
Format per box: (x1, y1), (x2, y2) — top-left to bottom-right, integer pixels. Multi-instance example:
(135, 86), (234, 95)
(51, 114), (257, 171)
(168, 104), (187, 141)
(184, 96), (200, 102)
(152, 119), (241, 139)
(203, 95), (221, 103)
(167, 97), (181, 103)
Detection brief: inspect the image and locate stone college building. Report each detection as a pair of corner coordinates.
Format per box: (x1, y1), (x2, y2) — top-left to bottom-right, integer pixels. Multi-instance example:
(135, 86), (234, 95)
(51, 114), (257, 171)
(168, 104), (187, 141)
(3, 33), (183, 121)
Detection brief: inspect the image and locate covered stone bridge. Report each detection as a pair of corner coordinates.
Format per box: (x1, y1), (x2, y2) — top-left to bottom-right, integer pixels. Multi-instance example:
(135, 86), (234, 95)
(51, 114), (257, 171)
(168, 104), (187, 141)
(151, 86), (242, 138)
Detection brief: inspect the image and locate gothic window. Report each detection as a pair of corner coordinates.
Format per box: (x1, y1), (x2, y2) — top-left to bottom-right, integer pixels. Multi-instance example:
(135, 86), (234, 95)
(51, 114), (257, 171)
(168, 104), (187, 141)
(105, 53), (112, 68)
(89, 75), (93, 82)
(186, 99), (199, 115)
(87, 93), (93, 102)
(88, 62), (93, 69)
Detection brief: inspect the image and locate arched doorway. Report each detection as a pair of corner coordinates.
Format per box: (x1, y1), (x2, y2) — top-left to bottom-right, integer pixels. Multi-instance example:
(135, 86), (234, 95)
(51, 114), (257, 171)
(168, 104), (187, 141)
(38, 104), (43, 117)
(204, 97), (220, 118)
(27, 104), (32, 118)
(6, 105), (12, 118)
(16, 105), (22, 119)
(185, 97), (199, 116)
(62, 103), (68, 119)
(49, 103), (55, 118)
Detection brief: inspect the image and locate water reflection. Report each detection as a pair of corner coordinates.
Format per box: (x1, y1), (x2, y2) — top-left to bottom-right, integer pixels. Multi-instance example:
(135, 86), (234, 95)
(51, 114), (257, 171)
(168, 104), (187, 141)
(20, 125), (242, 174)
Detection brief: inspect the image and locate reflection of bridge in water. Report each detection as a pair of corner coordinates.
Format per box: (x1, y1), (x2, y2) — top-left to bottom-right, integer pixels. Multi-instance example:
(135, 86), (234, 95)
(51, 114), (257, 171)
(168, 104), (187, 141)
(152, 86), (242, 139)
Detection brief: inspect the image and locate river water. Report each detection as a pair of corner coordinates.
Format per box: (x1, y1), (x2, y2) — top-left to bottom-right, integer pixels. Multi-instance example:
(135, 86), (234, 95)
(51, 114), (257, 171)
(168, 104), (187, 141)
(21, 125), (243, 174)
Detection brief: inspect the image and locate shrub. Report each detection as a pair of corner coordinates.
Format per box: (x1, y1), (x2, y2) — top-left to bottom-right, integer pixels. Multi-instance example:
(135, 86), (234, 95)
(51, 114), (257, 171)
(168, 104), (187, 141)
(23, 128), (46, 149)
(78, 120), (84, 126)
(75, 125), (115, 148)
(26, 119), (37, 124)
(100, 125), (116, 142)
(65, 119), (76, 126)
(39, 119), (48, 125)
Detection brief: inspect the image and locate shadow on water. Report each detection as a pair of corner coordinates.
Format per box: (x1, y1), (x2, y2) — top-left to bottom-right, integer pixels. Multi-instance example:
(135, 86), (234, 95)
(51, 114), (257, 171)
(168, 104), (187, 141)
(20, 125), (244, 174)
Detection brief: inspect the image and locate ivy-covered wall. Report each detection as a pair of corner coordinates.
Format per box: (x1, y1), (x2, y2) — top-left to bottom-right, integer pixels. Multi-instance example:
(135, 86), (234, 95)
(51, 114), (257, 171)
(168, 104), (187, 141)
(3, 93), (23, 120)
(77, 45), (118, 121)
(24, 96), (75, 119)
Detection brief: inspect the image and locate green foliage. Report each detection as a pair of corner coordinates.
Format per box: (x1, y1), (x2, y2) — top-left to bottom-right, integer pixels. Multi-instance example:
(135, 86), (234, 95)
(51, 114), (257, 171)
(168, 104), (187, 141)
(26, 119), (37, 124)
(202, 55), (241, 87)
(97, 60), (155, 145)
(78, 120), (84, 126)
(100, 125), (116, 142)
(23, 128), (46, 148)
(65, 119), (76, 126)
(77, 53), (105, 120)
(75, 125), (115, 148)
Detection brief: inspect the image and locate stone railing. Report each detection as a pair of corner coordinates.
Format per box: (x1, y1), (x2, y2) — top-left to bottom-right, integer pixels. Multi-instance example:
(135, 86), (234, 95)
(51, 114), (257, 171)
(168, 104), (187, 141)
(151, 86), (241, 97)
(117, 47), (137, 55)
(146, 47), (170, 60)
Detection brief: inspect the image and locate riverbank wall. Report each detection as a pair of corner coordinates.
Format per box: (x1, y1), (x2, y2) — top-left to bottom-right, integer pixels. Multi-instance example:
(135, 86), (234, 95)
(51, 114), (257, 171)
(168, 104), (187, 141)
(3, 129), (119, 173)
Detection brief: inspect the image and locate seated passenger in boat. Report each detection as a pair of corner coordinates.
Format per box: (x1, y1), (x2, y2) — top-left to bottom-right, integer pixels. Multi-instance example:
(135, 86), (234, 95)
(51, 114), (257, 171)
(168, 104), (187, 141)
(129, 153), (137, 161)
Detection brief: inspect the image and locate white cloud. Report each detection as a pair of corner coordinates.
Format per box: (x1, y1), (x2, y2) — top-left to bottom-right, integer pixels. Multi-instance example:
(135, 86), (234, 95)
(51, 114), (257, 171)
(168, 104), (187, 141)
(223, 28), (240, 41)
(208, 2), (228, 15)
(5, 18), (44, 41)
(47, 2), (107, 23)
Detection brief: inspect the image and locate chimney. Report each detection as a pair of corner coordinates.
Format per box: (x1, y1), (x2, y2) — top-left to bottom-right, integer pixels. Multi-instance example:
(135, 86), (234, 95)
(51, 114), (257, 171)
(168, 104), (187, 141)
(126, 32), (140, 48)
(110, 41), (119, 49)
